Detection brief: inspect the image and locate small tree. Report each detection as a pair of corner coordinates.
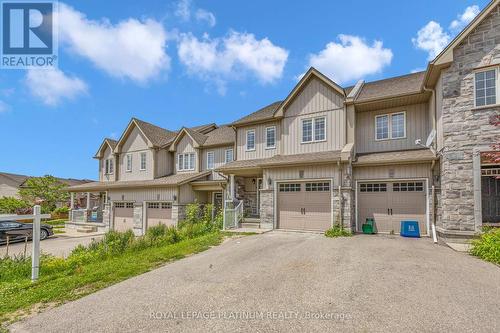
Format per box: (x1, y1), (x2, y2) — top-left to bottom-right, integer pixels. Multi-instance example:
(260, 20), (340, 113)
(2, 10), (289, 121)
(0, 197), (30, 214)
(19, 175), (69, 213)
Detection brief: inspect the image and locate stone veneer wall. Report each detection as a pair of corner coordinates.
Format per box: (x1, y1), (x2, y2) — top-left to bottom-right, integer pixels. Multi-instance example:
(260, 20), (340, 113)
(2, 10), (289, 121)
(440, 4), (500, 234)
(172, 204), (187, 226)
(259, 189), (274, 229)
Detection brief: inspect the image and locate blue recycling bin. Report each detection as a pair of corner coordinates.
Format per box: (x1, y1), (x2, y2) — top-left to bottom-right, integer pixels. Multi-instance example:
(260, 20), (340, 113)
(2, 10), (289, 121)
(400, 221), (420, 238)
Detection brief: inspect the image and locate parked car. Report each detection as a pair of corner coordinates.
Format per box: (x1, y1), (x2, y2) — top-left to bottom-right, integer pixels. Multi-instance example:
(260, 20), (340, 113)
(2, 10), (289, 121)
(0, 221), (54, 245)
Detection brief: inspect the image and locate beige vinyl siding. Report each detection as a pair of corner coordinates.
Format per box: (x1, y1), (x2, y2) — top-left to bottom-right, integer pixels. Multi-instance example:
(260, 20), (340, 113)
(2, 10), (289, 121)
(435, 74), (444, 151)
(201, 146), (232, 180)
(355, 103), (430, 154)
(263, 164), (340, 190)
(178, 184), (208, 204)
(281, 77), (345, 155)
(117, 126), (154, 181)
(353, 163), (432, 180)
(108, 187), (177, 202)
(100, 146), (115, 182)
(236, 121), (280, 160)
(155, 149), (172, 178)
(175, 135), (198, 173)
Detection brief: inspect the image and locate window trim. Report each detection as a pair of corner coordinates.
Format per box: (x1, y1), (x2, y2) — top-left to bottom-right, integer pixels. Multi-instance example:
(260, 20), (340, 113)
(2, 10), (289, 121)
(105, 158), (114, 175)
(301, 116), (327, 144)
(374, 111), (406, 141)
(246, 129), (256, 151)
(265, 126), (276, 149)
(473, 67), (499, 108)
(206, 151), (215, 170)
(139, 152), (147, 171)
(125, 153), (132, 172)
(224, 148), (233, 163)
(178, 152), (196, 171)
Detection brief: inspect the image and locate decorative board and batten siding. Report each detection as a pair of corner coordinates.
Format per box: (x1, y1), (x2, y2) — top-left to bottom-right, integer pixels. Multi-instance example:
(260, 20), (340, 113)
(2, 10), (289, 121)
(201, 146), (233, 180)
(155, 149), (172, 178)
(100, 145), (115, 182)
(263, 165), (341, 190)
(178, 183), (207, 204)
(175, 135), (198, 173)
(353, 164), (432, 181)
(108, 188), (177, 202)
(236, 121), (280, 160)
(355, 103), (431, 154)
(281, 77), (346, 155)
(435, 75), (444, 151)
(118, 126), (154, 181)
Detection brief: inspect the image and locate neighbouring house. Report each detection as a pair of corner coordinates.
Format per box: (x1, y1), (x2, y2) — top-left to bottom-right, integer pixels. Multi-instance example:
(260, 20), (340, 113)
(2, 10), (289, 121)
(0, 172), (91, 206)
(67, 0), (500, 241)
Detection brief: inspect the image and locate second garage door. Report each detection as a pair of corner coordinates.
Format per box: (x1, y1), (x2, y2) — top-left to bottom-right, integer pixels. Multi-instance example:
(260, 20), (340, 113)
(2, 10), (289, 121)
(146, 202), (174, 228)
(278, 181), (332, 231)
(358, 181), (427, 234)
(114, 202), (134, 232)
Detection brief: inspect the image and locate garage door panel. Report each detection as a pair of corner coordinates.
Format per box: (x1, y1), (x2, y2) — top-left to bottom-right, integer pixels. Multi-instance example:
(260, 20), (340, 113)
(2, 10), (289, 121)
(114, 204), (134, 232)
(147, 203), (174, 228)
(303, 191), (331, 231)
(278, 188), (304, 230)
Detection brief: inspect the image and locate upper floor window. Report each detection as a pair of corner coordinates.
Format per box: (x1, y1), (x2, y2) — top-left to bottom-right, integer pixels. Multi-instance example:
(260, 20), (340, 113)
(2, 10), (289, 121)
(225, 148), (233, 163)
(126, 154), (132, 172)
(206, 151), (215, 170)
(475, 69), (497, 107)
(140, 152), (147, 171)
(105, 158), (114, 174)
(375, 112), (406, 141)
(178, 153), (195, 171)
(302, 117), (326, 143)
(246, 130), (255, 151)
(266, 126), (276, 149)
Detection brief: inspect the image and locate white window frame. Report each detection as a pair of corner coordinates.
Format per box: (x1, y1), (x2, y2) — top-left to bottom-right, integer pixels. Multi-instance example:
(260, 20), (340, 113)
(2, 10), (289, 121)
(178, 153), (195, 171)
(301, 117), (326, 144)
(139, 152), (147, 171)
(126, 154), (132, 172)
(246, 129), (256, 151)
(474, 67), (499, 108)
(265, 126), (276, 149)
(224, 148), (233, 163)
(375, 111), (406, 141)
(206, 151), (215, 170)
(105, 158), (114, 175)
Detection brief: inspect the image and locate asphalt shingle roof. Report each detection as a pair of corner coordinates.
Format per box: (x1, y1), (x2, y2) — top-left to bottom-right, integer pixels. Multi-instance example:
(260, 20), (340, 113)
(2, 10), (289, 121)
(356, 71), (426, 102)
(133, 118), (177, 147)
(354, 149), (436, 164)
(232, 101), (282, 126)
(203, 125), (235, 147)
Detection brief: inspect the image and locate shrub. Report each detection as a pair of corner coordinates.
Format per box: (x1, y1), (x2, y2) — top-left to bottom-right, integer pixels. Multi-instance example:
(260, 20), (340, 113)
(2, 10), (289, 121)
(52, 206), (69, 219)
(0, 197), (30, 214)
(325, 225), (352, 238)
(470, 228), (500, 265)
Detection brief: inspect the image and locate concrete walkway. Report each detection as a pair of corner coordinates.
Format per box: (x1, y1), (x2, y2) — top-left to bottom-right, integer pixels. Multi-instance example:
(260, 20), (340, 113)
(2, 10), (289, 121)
(10, 232), (500, 332)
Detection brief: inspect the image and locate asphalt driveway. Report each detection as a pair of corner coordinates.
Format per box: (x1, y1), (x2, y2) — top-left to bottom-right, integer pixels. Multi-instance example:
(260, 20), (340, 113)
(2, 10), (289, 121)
(10, 232), (500, 332)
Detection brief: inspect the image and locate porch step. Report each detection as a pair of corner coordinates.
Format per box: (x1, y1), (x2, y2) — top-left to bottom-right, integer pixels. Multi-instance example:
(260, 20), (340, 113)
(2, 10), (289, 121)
(76, 226), (98, 233)
(240, 217), (261, 229)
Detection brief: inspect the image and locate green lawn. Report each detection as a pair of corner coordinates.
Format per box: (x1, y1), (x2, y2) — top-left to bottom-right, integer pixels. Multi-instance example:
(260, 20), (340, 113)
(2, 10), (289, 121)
(0, 232), (224, 326)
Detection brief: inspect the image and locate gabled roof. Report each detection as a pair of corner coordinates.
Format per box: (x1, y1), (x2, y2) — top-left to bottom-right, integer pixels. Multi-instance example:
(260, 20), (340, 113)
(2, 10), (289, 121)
(203, 125), (235, 147)
(94, 138), (118, 159)
(274, 67), (345, 117)
(114, 118), (176, 152)
(168, 127), (208, 151)
(354, 149), (437, 165)
(190, 123), (217, 134)
(232, 101), (282, 127)
(355, 71), (426, 103)
(0, 172), (30, 187)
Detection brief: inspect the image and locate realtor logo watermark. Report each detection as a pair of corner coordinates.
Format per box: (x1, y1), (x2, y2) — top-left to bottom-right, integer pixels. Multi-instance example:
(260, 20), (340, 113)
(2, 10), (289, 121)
(1, 1), (57, 69)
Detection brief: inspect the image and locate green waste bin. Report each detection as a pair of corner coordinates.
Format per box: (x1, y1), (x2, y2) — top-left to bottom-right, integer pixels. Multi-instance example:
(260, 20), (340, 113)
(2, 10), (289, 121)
(362, 218), (375, 234)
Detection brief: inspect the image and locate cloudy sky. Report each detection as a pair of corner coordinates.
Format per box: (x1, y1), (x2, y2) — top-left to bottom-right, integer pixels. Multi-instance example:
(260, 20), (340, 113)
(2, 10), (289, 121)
(0, 0), (488, 179)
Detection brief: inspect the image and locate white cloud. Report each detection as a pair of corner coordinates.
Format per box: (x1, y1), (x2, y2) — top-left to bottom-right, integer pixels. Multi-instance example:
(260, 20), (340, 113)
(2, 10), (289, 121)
(58, 3), (170, 83)
(450, 5), (480, 32)
(413, 5), (480, 61)
(412, 21), (450, 60)
(0, 100), (10, 113)
(178, 31), (289, 94)
(175, 0), (191, 21)
(195, 9), (216, 27)
(25, 68), (88, 106)
(305, 35), (393, 84)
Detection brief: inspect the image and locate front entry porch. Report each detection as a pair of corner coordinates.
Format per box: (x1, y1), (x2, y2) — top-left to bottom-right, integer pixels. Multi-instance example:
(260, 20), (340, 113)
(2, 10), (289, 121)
(68, 191), (111, 232)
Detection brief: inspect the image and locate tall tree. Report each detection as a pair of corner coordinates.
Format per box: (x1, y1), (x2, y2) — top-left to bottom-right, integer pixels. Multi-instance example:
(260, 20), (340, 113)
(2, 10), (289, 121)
(19, 175), (69, 213)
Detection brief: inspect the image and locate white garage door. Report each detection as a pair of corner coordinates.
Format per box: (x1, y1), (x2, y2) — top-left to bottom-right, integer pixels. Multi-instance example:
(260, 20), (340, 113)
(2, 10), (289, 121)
(113, 202), (134, 232)
(358, 181), (427, 234)
(146, 202), (174, 228)
(278, 181), (332, 231)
